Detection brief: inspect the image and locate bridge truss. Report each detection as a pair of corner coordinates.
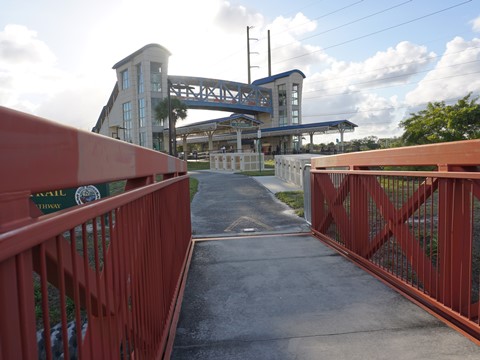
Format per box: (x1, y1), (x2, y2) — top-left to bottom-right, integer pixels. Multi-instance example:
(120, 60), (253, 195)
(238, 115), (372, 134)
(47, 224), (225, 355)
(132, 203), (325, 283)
(168, 75), (272, 115)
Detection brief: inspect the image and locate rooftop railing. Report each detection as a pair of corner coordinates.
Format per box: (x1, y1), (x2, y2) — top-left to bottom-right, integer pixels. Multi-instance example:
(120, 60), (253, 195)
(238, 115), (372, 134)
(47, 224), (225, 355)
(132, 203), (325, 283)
(310, 140), (480, 342)
(0, 107), (192, 359)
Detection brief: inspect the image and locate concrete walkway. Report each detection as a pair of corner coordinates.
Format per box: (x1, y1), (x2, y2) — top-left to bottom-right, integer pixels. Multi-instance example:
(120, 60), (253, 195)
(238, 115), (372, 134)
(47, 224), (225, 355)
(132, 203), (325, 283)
(189, 171), (309, 237)
(171, 171), (479, 359)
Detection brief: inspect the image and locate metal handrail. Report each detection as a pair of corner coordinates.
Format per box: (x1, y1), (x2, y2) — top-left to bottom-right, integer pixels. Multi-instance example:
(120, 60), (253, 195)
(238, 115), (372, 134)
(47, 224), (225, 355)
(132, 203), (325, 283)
(309, 140), (480, 342)
(0, 107), (192, 359)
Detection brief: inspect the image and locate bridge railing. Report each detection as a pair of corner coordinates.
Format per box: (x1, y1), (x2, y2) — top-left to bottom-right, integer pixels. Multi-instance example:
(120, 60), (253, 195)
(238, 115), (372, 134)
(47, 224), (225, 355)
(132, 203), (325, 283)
(168, 75), (272, 114)
(310, 140), (480, 341)
(0, 107), (192, 359)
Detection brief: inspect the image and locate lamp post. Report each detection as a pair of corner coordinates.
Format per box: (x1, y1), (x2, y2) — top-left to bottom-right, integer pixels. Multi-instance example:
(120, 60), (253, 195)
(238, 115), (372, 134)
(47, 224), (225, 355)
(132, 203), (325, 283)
(257, 128), (262, 172)
(167, 79), (174, 156)
(168, 80), (193, 157)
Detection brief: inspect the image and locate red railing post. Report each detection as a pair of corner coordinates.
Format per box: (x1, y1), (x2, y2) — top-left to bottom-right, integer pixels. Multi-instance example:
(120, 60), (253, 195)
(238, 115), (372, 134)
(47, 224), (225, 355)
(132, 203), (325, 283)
(350, 174), (369, 255)
(0, 191), (37, 359)
(310, 172), (325, 232)
(0, 107), (191, 359)
(437, 177), (472, 315)
(310, 140), (480, 341)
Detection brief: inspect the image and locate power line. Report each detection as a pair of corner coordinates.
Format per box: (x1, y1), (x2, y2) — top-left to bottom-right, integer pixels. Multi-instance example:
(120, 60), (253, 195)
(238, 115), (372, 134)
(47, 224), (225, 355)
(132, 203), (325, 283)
(270, 0), (365, 40)
(303, 58), (480, 98)
(272, 0), (412, 53)
(274, 0), (473, 64)
(282, 0), (328, 19)
(303, 45), (480, 88)
(303, 83), (480, 118)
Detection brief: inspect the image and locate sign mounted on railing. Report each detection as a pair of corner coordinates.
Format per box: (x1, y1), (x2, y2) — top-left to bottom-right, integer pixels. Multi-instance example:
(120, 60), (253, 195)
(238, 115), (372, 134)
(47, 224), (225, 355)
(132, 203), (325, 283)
(32, 183), (109, 214)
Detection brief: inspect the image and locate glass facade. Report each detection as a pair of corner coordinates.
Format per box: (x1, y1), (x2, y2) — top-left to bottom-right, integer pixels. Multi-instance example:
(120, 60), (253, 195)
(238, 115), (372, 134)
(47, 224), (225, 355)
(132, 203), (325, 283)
(136, 63), (144, 94)
(153, 132), (163, 151)
(278, 84), (286, 106)
(151, 62), (162, 92)
(138, 98), (146, 128)
(122, 69), (129, 90)
(139, 132), (146, 147)
(292, 84), (299, 106)
(151, 97), (164, 126)
(292, 109), (299, 124)
(278, 84), (287, 127)
(123, 102), (132, 142)
(279, 109), (287, 126)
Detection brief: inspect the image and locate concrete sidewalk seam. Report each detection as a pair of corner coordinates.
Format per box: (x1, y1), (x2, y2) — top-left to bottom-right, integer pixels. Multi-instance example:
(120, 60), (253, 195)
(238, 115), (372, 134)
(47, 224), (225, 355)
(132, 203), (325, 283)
(174, 322), (448, 350)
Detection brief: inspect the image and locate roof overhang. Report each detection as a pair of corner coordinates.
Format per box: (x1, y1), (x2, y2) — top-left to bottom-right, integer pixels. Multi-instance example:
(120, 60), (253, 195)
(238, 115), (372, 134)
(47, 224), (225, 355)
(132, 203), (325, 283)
(175, 114), (262, 136)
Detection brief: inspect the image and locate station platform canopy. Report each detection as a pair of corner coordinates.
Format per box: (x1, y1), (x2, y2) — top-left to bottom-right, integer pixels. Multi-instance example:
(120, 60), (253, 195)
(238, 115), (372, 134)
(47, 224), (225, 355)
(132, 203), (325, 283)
(173, 115), (356, 140)
(175, 114), (262, 136)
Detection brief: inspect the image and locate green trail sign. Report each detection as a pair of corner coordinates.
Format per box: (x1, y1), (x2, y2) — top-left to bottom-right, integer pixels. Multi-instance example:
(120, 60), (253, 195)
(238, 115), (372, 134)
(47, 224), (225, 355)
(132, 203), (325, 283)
(32, 183), (109, 214)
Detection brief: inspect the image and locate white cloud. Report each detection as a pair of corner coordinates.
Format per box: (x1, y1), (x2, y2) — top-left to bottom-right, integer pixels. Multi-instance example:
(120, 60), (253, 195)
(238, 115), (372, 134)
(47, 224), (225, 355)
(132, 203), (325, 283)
(405, 36), (480, 106)
(214, 1), (264, 32)
(300, 40), (434, 142)
(0, 24), (71, 114)
(0, 24), (112, 129)
(0, 24), (56, 66)
(3, 1), (479, 140)
(471, 15), (480, 32)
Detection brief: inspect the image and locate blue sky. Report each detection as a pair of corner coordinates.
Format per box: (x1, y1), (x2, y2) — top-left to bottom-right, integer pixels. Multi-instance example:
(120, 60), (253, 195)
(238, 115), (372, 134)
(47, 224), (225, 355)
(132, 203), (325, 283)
(1, 0), (479, 143)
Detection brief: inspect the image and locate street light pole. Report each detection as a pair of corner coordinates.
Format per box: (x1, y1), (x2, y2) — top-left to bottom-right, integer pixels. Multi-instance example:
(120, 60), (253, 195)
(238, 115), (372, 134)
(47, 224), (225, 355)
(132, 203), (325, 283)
(167, 79), (172, 155)
(167, 79), (175, 156)
(257, 128), (262, 172)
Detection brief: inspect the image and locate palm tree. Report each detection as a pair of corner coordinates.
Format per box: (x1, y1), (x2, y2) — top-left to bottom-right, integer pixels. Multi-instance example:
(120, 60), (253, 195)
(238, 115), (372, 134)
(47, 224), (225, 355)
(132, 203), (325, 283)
(155, 97), (188, 155)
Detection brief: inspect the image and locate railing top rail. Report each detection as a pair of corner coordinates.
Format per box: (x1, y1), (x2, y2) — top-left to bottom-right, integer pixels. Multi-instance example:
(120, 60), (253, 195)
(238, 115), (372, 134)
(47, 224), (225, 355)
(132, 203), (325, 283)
(0, 175), (189, 263)
(311, 139), (480, 170)
(0, 107), (186, 194)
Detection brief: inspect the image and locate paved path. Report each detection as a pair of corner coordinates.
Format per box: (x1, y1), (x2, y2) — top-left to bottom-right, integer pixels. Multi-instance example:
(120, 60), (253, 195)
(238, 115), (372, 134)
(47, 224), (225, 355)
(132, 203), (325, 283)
(189, 171), (309, 237)
(171, 171), (479, 359)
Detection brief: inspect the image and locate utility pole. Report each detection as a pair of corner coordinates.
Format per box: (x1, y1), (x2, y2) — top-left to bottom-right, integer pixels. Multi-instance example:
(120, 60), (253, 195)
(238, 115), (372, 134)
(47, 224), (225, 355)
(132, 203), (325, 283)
(167, 79), (174, 156)
(247, 26), (252, 84)
(246, 26), (258, 84)
(268, 30), (272, 77)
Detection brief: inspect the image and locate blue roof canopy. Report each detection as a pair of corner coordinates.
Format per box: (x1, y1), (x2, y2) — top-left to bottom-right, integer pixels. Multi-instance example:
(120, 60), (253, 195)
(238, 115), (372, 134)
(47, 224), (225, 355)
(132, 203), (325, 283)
(252, 69), (306, 86)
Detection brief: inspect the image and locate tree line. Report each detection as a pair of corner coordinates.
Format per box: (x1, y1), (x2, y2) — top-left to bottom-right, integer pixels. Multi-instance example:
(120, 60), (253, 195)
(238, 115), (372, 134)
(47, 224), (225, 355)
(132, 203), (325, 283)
(155, 92), (479, 153)
(314, 93), (480, 152)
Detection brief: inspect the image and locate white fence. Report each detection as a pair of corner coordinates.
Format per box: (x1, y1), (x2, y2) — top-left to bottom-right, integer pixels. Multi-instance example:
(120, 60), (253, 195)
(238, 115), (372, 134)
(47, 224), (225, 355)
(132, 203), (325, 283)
(210, 153), (264, 171)
(274, 154), (318, 187)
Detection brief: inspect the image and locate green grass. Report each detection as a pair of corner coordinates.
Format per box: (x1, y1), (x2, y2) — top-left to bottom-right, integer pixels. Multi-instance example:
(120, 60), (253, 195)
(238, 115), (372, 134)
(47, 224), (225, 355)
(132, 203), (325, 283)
(237, 169), (275, 176)
(109, 180), (126, 196)
(264, 159), (275, 168)
(187, 160), (210, 171)
(189, 177), (199, 201)
(275, 191), (304, 217)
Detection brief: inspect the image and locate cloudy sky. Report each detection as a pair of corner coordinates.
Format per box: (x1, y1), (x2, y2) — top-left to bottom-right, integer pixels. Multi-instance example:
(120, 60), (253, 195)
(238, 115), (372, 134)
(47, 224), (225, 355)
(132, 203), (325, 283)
(1, 0), (479, 143)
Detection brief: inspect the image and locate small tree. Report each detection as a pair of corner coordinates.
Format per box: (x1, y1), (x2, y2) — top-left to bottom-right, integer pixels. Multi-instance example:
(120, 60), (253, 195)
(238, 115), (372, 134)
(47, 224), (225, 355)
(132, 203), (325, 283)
(155, 97), (188, 126)
(155, 98), (188, 154)
(399, 93), (480, 145)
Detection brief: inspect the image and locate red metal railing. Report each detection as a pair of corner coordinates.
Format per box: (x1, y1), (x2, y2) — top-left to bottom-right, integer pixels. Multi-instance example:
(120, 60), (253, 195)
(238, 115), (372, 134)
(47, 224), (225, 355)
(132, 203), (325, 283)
(310, 140), (480, 342)
(0, 107), (192, 359)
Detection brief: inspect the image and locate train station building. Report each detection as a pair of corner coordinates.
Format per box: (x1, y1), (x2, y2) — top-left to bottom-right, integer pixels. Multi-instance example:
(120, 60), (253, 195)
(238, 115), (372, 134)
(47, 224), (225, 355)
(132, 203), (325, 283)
(92, 43), (356, 155)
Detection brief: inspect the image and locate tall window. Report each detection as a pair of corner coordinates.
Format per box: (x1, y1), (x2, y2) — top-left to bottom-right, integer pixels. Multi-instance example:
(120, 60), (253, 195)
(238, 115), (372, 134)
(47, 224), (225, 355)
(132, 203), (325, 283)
(151, 97), (163, 126)
(139, 132), (146, 147)
(153, 132), (163, 151)
(121, 69), (129, 90)
(136, 63), (144, 94)
(278, 84), (287, 106)
(123, 102), (132, 142)
(292, 109), (299, 124)
(279, 109), (287, 126)
(151, 62), (162, 92)
(138, 98), (146, 128)
(292, 84), (299, 106)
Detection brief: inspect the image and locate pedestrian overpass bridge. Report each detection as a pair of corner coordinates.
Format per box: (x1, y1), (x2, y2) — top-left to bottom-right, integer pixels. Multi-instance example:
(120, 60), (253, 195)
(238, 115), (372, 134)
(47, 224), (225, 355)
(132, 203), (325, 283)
(1, 107), (479, 359)
(168, 75), (273, 115)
